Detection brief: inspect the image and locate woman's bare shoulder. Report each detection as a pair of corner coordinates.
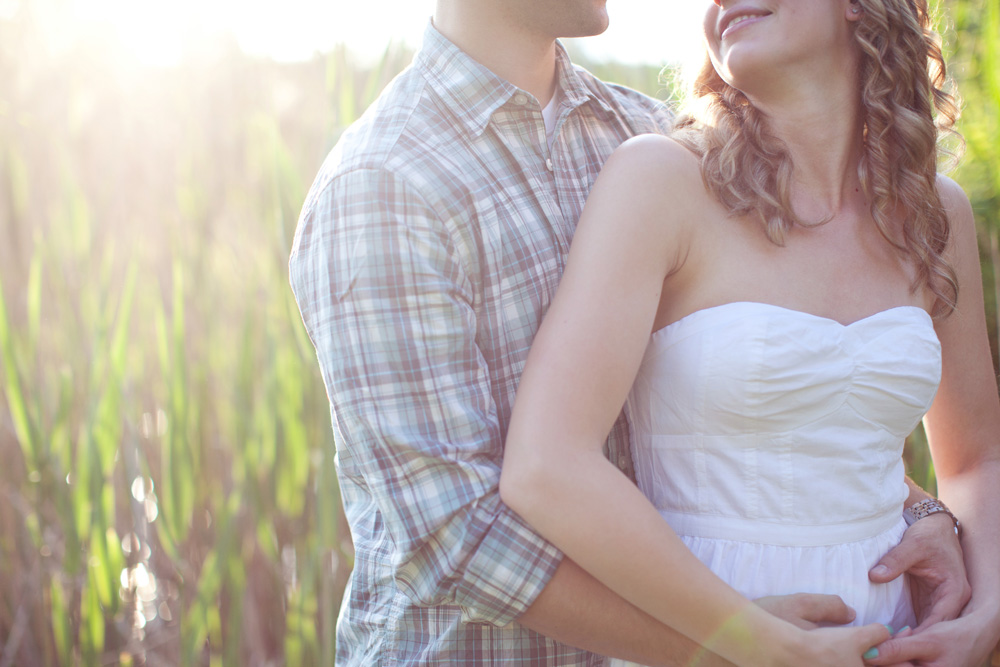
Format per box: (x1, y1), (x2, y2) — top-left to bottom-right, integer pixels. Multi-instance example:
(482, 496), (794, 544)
(590, 134), (707, 218)
(604, 133), (703, 181)
(935, 173), (976, 258)
(935, 173), (973, 220)
(574, 135), (705, 278)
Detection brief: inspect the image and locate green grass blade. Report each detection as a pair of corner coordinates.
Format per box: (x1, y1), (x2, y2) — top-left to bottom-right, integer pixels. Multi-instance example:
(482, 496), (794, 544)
(81, 576), (104, 663)
(26, 250), (41, 358)
(49, 575), (74, 665)
(0, 274), (41, 466)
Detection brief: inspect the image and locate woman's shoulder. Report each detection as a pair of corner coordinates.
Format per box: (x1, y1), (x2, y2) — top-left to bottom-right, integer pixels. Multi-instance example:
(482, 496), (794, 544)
(594, 134), (707, 210)
(606, 133), (702, 175)
(932, 173), (979, 281)
(935, 173), (975, 240)
(935, 173), (972, 217)
(577, 134), (706, 276)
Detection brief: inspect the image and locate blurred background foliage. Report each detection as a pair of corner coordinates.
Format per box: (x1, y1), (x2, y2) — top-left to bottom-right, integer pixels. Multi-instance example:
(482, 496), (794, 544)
(0, 0), (997, 664)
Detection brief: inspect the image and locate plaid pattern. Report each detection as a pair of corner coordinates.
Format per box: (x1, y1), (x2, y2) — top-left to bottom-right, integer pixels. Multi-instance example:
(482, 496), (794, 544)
(289, 22), (673, 666)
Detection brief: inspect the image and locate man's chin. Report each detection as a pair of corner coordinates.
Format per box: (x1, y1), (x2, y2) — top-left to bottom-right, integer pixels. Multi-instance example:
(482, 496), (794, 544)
(563, 14), (610, 39)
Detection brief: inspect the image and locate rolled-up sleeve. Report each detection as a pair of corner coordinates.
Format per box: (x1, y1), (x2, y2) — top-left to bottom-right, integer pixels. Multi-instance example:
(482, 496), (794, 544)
(289, 167), (563, 627)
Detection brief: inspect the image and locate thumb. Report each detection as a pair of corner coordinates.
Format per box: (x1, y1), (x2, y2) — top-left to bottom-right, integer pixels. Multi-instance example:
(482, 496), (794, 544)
(858, 623), (893, 657)
(869, 541), (917, 583)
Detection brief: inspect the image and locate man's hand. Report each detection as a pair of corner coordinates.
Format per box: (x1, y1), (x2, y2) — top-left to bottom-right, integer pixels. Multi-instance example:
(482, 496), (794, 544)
(868, 513), (971, 630)
(865, 613), (999, 667)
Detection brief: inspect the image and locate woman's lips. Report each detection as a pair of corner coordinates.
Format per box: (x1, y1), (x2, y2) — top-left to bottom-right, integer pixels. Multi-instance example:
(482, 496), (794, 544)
(721, 11), (771, 39)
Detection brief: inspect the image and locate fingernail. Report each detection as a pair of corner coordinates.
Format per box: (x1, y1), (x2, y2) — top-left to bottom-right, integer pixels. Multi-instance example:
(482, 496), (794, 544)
(883, 624), (894, 634)
(871, 565), (890, 577)
(863, 647), (879, 660)
(897, 626), (910, 634)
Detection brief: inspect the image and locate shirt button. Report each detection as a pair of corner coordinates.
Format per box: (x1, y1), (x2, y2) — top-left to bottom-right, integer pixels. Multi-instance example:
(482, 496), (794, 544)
(545, 158), (554, 172)
(512, 92), (529, 106)
(618, 455), (628, 470)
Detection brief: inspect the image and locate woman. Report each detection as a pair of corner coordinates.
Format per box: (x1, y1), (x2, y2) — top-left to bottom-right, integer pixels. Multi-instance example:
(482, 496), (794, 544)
(499, 0), (1000, 665)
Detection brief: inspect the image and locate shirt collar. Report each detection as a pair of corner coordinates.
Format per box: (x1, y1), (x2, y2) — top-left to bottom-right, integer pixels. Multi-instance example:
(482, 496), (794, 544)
(415, 21), (611, 137)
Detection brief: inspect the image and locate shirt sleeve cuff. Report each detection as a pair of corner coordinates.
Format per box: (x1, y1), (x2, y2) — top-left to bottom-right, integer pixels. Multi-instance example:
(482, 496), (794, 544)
(454, 499), (565, 627)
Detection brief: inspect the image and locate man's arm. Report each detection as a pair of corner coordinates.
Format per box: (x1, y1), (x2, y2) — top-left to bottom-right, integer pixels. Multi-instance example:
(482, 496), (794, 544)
(290, 167), (563, 626)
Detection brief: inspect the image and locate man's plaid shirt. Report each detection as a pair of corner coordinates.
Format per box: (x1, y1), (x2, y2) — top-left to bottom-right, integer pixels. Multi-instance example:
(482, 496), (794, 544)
(289, 22), (673, 666)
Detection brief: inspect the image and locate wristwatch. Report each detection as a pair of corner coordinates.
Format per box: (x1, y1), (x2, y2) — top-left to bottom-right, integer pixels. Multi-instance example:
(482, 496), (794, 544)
(903, 498), (962, 537)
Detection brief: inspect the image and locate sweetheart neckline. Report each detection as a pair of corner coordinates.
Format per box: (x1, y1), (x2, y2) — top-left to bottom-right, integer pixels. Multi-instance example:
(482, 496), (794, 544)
(651, 302), (932, 340)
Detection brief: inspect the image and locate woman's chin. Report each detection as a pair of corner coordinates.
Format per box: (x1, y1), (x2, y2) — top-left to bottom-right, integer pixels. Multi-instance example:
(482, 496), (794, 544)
(717, 49), (783, 96)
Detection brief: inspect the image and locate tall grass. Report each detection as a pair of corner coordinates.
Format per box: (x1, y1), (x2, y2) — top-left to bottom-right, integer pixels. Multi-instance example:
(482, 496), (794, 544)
(0, 2), (997, 664)
(0, 7), (415, 659)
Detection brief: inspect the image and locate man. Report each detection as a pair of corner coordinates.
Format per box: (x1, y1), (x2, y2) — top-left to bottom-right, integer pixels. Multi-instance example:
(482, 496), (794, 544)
(289, 0), (970, 664)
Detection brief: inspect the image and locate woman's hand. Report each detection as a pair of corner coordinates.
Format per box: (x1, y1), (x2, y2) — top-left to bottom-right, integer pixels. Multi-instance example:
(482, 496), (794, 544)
(754, 593), (857, 629)
(779, 624), (892, 667)
(700, 607), (891, 666)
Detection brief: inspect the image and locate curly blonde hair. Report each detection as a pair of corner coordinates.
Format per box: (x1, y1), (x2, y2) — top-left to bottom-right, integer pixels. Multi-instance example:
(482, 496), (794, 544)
(672, 0), (961, 316)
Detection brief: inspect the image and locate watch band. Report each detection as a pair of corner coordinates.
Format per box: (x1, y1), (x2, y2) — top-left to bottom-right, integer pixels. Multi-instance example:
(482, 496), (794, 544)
(903, 498), (962, 537)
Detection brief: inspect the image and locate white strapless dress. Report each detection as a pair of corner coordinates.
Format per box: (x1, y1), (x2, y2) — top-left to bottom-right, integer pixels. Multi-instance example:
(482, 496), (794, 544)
(608, 302), (941, 667)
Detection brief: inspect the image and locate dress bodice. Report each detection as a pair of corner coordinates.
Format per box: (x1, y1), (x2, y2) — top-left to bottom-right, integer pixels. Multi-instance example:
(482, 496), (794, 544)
(606, 300), (942, 644)
(625, 301), (942, 546)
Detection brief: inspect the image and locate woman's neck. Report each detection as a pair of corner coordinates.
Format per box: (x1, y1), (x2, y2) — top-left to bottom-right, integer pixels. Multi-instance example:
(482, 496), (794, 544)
(749, 73), (867, 220)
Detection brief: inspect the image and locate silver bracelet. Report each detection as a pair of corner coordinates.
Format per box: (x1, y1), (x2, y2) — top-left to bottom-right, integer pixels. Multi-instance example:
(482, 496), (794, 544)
(903, 498), (962, 537)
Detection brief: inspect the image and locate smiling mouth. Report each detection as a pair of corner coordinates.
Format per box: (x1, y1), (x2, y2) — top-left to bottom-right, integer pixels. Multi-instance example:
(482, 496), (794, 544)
(722, 12), (771, 38)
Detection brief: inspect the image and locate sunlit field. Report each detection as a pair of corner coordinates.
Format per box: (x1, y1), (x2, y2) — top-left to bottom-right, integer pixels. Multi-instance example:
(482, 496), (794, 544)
(1, 0), (998, 664)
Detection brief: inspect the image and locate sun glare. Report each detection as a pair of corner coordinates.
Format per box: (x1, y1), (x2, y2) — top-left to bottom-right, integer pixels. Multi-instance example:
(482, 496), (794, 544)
(64, 0), (439, 67)
(51, 0), (704, 68)
(70, 0), (198, 66)
(0, 0), (19, 21)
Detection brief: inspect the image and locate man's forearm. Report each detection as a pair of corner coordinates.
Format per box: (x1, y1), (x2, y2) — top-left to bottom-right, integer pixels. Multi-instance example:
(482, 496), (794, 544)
(904, 475), (933, 507)
(518, 556), (730, 667)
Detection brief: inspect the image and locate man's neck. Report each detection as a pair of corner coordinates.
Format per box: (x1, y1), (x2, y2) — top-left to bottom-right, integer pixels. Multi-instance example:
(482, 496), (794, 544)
(432, 7), (559, 106)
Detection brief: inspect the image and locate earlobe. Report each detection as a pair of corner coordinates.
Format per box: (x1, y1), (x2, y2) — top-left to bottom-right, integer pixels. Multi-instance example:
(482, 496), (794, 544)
(847, 1), (863, 21)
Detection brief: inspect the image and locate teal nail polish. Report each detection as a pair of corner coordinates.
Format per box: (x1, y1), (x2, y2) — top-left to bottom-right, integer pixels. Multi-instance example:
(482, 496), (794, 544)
(897, 626), (910, 634)
(883, 624), (894, 634)
(863, 647), (879, 660)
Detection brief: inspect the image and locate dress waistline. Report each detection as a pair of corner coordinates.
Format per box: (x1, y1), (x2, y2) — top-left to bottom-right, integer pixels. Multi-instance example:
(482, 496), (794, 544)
(658, 509), (903, 547)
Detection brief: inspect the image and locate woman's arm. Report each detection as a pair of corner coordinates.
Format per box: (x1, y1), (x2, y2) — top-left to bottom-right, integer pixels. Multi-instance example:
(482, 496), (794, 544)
(871, 176), (1000, 666)
(499, 135), (889, 667)
(925, 176), (1000, 627)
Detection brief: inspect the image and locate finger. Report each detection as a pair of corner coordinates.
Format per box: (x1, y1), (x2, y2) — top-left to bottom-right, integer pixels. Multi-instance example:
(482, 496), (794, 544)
(864, 634), (937, 665)
(796, 593), (857, 626)
(858, 623), (894, 654)
(869, 542), (918, 583)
